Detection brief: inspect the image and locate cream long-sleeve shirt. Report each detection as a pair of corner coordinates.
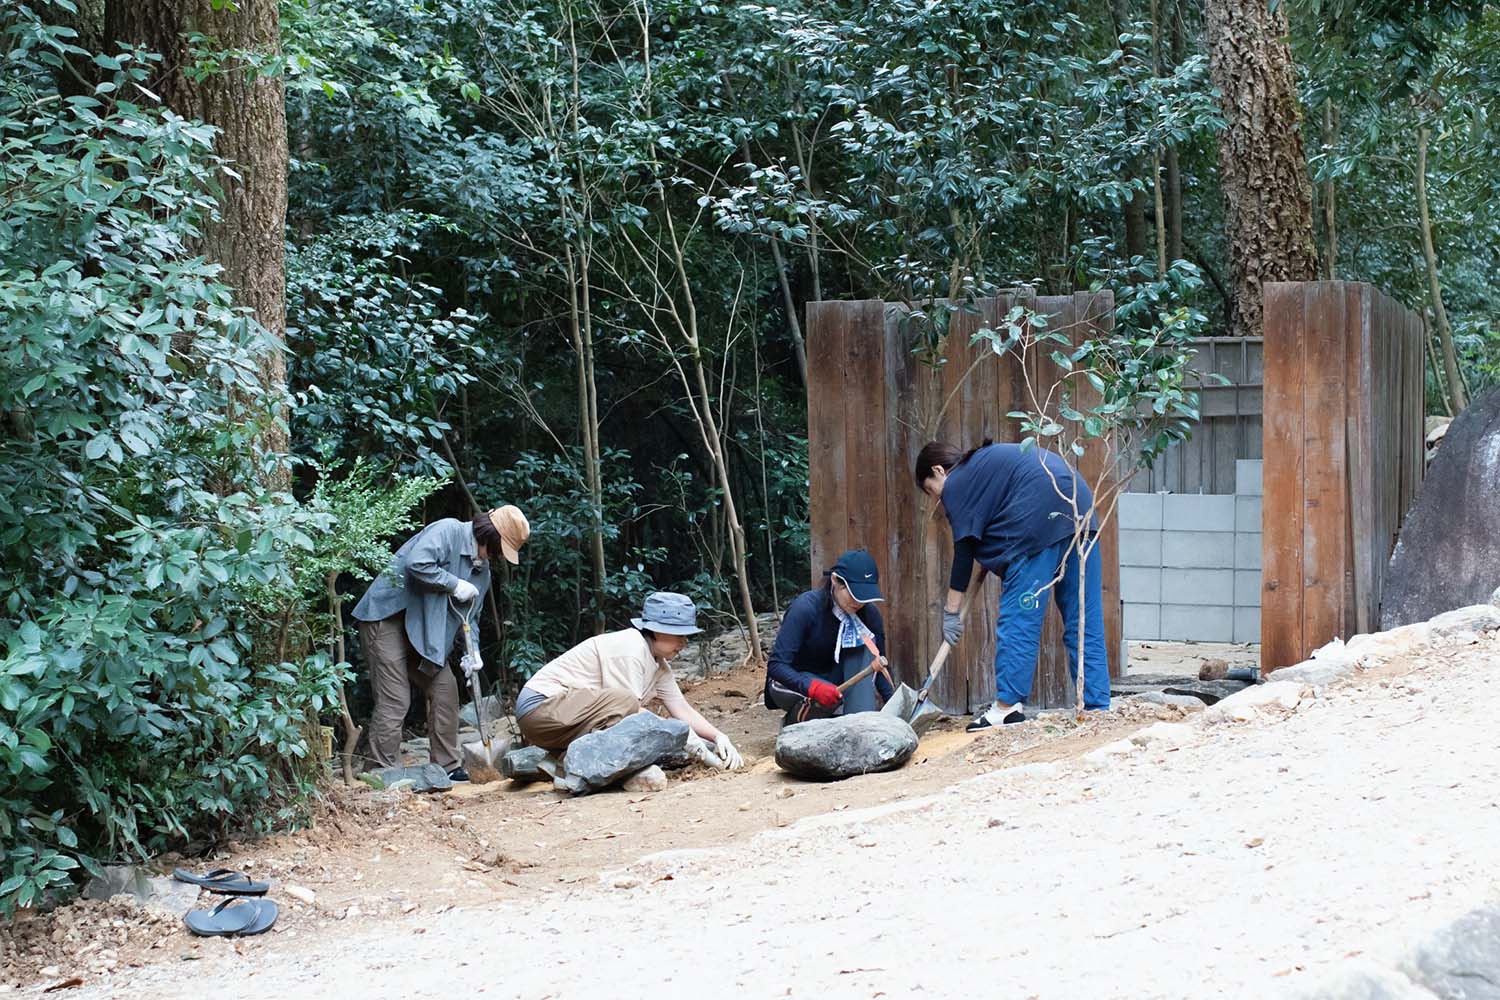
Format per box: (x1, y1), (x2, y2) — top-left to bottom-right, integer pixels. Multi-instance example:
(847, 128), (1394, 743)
(525, 628), (688, 710)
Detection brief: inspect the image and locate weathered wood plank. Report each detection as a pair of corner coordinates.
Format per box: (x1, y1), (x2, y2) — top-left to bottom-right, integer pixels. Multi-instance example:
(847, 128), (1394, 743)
(805, 301), (848, 586)
(842, 298), (889, 589)
(1345, 283), (1373, 634)
(1300, 283), (1349, 653)
(1261, 282), (1306, 670)
(882, 304), (922, 689)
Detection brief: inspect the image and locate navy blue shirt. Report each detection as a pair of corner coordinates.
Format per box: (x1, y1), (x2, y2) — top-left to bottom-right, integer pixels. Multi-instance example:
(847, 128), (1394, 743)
(763, 587), (893, 706)
(942, 443), (1097, 577)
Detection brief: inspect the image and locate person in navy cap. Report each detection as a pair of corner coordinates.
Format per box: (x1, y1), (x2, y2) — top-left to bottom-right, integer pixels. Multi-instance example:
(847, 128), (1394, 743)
(763, 549), (893, 724)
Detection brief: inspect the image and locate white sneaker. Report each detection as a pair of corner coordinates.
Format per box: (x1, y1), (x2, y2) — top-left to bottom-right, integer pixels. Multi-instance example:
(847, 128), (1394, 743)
(966, 701), (1025, 732)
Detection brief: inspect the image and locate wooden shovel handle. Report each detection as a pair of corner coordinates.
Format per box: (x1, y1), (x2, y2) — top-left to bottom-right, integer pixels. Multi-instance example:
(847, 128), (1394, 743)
(837, 654), (889, 694)
(917, 587), (979, 699)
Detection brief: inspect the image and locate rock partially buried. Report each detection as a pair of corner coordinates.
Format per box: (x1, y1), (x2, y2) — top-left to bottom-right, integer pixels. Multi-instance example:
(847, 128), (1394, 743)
(82, 866), (200, 917)
(622, 764), (668, 793)
(775, 713), (918, 782)
(375, 763), (452, 793)
(1398, 901), (1500, 998)
(562, 712), (690, 794)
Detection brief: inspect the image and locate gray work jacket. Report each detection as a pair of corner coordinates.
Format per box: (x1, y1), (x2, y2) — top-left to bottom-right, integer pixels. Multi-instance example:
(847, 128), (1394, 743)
(352, 518), (491, 669)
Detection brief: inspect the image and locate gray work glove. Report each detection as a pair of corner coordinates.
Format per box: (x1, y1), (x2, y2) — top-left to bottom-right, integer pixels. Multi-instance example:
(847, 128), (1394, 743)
(942, 609), (964, 646)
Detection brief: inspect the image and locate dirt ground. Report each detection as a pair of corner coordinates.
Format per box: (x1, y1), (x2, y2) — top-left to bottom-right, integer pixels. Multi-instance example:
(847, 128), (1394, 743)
(0, 659), (1201, 990)
(13, 626), (1500, 999)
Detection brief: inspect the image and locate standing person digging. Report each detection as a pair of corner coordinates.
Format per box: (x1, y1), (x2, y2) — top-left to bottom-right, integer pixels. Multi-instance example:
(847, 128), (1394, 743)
(762, 549), (894, 725)
(515, 592), (744, 770)
(916, 439), (1110, 730)
(352, 505), (531, 781)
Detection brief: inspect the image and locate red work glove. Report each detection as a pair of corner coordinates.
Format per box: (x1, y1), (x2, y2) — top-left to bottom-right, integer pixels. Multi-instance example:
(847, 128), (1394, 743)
(807, 679), (843, 708)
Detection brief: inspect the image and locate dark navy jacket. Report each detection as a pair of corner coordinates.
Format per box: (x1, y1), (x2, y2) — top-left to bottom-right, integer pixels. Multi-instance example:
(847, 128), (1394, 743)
(763, 586), (893, 707)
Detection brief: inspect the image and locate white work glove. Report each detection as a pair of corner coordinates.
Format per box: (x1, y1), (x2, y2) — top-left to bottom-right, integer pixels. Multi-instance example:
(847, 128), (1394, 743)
(684, 730), (726, 770)
(713, 733), (743, 770)
(460, 650), (483, 679)
(452, 579), (479, 603)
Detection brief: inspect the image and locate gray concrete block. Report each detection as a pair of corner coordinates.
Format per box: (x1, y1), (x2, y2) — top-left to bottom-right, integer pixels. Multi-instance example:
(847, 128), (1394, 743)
(1235, 569), (1262, 607)
(1119, 529), (1162, 566)
(1234, 606), (1261, 644)
(1124, 603), (1160, 641)
(1120, 566), (1162, 603)
(1163, 493), (1235, 532)
(1236, 495), (1262, 534)
(1235, 532), (1263, 570)
(1236, 459), (1263, 496)
(1161, 568), (1235, 606)
(1162, 531), (1235, 569)
(1118, 492), (1163, 531)
(1160, 604), (1235, 642)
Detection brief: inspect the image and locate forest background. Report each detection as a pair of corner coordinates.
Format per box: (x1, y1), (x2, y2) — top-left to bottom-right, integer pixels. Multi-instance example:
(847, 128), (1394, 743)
(2, 0), (1497, 911)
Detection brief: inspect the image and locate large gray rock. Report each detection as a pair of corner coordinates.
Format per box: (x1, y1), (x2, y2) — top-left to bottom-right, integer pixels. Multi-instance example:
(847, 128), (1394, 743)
(1399, 901), (1500, 999)
(375, 763), (452, 793)
(1297, 962), (1437, 999)
(775, 713), (918, 782)
(1383, 389), (1500, 629)
(561, 712), (690, 794)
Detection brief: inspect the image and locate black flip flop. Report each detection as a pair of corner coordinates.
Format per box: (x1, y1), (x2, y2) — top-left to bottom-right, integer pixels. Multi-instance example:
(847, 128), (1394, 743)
(183, 897), (277, 937)
(173, 867), (270, 896)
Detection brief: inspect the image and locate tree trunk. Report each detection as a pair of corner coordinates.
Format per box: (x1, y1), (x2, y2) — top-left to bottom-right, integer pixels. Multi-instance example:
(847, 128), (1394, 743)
(1165, 0), (1184, 264)
(1203, 0), (1319, 338)
(1322, 100), (1339, 279)
(1112, 0), (1150, 263)
(1415, 126), (1466, 412)
(107, 0), (290, 463)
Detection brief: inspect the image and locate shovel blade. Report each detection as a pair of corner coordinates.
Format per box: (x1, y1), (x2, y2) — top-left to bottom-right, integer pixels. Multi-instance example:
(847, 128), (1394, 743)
(882, 684), (945, 737)
(461, 735), (511, 785)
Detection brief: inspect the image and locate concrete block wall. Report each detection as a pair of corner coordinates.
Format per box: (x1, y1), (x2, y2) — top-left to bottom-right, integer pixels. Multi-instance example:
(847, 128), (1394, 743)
(1118, 460), (1262, 644)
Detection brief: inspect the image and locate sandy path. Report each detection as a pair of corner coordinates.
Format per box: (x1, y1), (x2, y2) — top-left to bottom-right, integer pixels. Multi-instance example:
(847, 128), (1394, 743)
(51, 638), (1500, 1000)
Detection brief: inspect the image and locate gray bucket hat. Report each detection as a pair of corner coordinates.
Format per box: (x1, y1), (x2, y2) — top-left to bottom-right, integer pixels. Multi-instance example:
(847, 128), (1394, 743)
(631, 591), (702, 636)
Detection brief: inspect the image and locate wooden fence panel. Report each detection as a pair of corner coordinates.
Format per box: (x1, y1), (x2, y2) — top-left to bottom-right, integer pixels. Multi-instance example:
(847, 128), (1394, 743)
(807, 293), (1122, 712)
(1261, 281), (1426, 670)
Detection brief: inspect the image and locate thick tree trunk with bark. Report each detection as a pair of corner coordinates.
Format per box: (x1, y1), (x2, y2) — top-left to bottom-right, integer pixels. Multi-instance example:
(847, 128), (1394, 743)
(107, 0), (290, 461)
(1204, 0), (1319, 338)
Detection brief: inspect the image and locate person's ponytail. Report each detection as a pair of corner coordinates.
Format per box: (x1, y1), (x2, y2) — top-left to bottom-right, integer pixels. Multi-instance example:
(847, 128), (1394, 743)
(959, 438), (994, 465)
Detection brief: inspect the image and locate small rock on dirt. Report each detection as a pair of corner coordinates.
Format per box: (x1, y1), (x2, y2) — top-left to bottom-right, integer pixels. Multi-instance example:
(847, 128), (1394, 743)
(284, 885), (316, 905)
(622, 765), (667, 793)
(1198, 658), (1229, 681)
(500, 746), (554, 783)
(774, 714), (918, 782)
(375, 763), (452, 793)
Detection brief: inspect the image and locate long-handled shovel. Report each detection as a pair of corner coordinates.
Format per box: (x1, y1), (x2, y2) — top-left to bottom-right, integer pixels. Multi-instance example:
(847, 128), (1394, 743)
(453, 599), (509, 783)
(881, 588), (978, 736)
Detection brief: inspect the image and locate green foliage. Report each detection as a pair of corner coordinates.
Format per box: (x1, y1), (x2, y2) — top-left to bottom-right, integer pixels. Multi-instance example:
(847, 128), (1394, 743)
(0, 5), (439, 915)
(287, 214), (482, 478)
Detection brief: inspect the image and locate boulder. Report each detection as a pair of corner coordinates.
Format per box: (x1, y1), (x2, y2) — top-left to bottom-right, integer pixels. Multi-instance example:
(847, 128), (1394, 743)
(1382, 389), (1500, 629)
(562, 712), (690, 794)
(1205, 680), (1305, 721)
(1398, 901), (1500, 999)
(775, 713), (918, 782)
(1269, 659), (1350, 686)
(1426, 604), (1500, 640)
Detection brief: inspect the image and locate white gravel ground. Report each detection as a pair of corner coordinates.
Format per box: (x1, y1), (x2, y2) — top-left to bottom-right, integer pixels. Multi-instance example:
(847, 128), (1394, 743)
(48, 635), (1500, 1000)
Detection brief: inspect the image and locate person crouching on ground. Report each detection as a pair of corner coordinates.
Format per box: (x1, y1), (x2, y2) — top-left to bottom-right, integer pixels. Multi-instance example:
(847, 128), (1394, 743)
(763, 548), (893, 725)
(515, 592), (744, 769)
(353, 505), (531, 781)
(916, 438), (1110, 731)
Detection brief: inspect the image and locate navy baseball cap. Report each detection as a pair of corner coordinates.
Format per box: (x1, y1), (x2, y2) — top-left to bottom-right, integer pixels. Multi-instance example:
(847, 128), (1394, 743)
(830, 549), (883, 604)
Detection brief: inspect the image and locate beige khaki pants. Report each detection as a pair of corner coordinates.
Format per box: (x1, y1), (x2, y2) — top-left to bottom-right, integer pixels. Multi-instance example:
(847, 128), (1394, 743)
(517, 688), (642, 753)
(360, 614), (460, 770)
